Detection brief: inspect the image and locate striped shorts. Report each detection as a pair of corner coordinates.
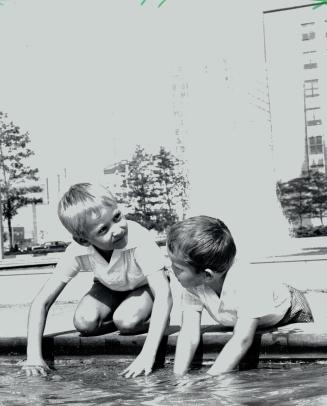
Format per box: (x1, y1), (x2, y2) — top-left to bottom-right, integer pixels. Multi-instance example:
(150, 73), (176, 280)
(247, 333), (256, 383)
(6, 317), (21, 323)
(276, 285), (314, 327)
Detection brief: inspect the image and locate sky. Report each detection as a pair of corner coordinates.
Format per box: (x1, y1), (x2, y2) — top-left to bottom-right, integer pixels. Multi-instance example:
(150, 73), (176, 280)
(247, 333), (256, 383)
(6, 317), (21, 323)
(1, 0), (324, 186)
(0, 0), (257, 200)
(1, 0), (326, 254)
(0, 0), (182, 186)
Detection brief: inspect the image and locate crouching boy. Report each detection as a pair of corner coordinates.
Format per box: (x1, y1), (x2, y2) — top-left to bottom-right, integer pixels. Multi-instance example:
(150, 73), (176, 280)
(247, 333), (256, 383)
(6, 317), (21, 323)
(23, 183), (172, 378)
(167, 216), (313, 376)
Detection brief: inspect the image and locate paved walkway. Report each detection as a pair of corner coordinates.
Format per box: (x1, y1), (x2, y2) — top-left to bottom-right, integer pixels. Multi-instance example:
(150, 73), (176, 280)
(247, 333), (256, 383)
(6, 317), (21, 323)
(1, 251), (327, 362)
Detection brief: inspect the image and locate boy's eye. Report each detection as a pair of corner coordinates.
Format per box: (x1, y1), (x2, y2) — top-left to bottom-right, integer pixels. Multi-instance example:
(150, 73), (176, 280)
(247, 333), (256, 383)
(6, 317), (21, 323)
(113, 212), (122, 222)
(98, 226), (108, 235)
(172, 265), (181, 274)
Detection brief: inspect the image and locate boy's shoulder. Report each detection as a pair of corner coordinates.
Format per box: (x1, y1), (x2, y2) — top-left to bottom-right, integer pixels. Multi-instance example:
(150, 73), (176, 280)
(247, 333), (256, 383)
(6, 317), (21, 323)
(63, 239), (91, 258)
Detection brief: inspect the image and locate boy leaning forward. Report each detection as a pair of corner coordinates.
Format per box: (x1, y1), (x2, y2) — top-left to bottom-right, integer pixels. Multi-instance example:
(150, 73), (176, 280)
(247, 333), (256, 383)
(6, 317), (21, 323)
(23, 183), (172, 378)
(167, 215), (314, 376)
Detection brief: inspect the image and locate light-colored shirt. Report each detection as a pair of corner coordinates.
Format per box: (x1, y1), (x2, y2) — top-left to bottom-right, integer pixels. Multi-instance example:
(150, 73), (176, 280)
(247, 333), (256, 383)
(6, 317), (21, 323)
(52, 220), (167, 291)
(180, 260), (291, 328)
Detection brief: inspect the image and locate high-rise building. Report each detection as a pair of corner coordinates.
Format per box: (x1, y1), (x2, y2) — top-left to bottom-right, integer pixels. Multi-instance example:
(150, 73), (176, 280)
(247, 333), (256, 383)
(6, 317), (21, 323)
(301, 17), (327, 175)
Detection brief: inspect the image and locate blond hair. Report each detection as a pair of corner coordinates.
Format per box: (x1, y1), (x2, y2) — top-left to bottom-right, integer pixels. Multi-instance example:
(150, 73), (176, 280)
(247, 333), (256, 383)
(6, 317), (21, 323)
(58, 183), (117, 238)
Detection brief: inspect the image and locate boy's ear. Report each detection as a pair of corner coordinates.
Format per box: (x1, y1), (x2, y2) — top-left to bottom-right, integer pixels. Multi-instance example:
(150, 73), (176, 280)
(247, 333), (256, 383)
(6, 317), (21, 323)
(73, 236), (90, 247)
(204, 269), (215, 280)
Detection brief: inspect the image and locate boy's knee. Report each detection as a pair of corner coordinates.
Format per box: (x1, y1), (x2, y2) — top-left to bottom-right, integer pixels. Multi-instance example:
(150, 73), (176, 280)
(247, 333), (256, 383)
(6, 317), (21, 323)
(113, 311), (144, 334)
(73, 307), (100, 335)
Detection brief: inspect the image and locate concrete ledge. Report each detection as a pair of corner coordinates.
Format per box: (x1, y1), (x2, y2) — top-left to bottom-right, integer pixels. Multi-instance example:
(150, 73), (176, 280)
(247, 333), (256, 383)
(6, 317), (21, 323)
(0, 254), (62, 270)
(1, 323), (327, 361)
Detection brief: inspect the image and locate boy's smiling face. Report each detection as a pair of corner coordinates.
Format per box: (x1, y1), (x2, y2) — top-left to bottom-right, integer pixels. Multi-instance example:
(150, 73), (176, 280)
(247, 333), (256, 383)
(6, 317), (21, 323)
(168, 249), (205, 288)
(83, 205), (128, 252)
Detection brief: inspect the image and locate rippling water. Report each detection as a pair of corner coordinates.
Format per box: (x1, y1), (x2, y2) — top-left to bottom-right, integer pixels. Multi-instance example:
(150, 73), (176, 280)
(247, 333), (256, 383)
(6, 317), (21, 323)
(1, 358), (327, 405)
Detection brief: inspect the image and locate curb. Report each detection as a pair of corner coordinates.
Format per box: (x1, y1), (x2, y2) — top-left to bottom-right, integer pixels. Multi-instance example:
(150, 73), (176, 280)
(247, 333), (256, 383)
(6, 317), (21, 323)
(2, 325), (327, 361)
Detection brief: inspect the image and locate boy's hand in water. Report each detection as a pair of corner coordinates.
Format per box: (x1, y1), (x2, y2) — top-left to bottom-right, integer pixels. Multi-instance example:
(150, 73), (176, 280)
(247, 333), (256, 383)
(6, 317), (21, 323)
(119, 351), (155, 378)
(21, 359), (51, 377)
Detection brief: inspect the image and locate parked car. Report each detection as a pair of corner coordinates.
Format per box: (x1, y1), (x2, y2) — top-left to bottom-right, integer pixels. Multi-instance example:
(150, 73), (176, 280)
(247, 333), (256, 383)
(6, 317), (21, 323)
(26, 241), (70, 255)
(43, 241), (69, 251)
(294, 225), (327, 238)
(31, 244), (45, 252)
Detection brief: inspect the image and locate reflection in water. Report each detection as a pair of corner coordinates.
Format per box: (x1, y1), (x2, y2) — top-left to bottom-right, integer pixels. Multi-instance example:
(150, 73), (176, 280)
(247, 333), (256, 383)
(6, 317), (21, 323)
(1, 359), (327, 405)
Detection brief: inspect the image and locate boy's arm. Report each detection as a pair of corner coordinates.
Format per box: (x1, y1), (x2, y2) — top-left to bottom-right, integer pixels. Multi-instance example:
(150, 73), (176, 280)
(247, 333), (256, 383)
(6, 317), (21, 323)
(174, 309), (201, 375)
(23, 276), (67, 376)
(23, 243), (80, 376)
(121, 270), (172, 378)
(207, 317), (259, 376)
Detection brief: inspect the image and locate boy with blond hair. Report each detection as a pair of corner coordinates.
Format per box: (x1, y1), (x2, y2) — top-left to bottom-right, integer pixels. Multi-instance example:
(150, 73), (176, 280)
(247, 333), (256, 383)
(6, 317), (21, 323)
(167, 215), (313, 376)
(23, 183), (172, 378)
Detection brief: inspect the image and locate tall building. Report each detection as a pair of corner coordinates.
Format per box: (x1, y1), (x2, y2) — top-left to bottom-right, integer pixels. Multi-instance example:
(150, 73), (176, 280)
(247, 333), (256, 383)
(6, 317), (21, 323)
(301, 17), (327, 175)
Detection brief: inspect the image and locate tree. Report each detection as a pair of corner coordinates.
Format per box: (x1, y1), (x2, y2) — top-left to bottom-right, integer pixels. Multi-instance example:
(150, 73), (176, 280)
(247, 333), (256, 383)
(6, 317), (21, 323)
(308, 171), (327, 225)
(152, 146), (188, 230)
(122, 145), (157, 229)
(117, 145), (189, 232)
(277, 176), (312, 227)
(0, 112), (43, 250)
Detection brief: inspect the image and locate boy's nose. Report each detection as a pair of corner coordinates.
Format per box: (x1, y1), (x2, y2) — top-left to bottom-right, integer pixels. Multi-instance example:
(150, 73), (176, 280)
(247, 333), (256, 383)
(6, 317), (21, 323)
(112, 229), (119, 237)
(112, 227), (123, 239)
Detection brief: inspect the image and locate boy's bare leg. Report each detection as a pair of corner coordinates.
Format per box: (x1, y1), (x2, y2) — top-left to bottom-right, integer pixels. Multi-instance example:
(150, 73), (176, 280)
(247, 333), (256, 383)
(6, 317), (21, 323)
(73, 281), (129, 336)
(114, 285), (169, 368)
(113, 285), (154, 334)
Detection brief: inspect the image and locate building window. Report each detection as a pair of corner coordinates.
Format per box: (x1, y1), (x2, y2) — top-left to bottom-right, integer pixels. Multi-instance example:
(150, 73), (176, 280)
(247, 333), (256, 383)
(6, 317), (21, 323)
(302, 31), (315, 41)
(307, 119), (322, 126)
(304, 62), (318, 69)
(306, 105), (322, 126)
(306, 107), (322, 126)
(309, 136), (323, 154)
(303, 52), (318, 70)
(304, 79), (319, 97)
(301, 22), (315, 27)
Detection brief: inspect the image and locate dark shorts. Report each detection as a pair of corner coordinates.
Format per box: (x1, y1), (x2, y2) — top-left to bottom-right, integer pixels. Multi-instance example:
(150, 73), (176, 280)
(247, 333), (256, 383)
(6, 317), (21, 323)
(91, 279), (154, 302)
(275, 285), (314, 327)
(92, 279), (133, 299)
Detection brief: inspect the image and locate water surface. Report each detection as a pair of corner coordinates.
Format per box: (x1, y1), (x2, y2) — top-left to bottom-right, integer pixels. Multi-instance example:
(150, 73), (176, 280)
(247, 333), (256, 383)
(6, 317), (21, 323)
(1, 358), (327, 405)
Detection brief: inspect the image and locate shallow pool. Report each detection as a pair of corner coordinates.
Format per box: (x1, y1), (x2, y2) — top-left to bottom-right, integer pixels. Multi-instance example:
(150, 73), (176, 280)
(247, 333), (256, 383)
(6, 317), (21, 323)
(1, 358), (327, 405)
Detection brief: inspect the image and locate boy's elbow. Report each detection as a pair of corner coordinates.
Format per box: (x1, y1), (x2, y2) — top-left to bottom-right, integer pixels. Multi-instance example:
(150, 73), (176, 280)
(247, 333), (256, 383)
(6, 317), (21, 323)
(167, 289), (173, 307)
(241, 336), (254, 350)
(233, 334), (254, 352)
(31, 295), (50, 313)
(232, 318), (258, 351)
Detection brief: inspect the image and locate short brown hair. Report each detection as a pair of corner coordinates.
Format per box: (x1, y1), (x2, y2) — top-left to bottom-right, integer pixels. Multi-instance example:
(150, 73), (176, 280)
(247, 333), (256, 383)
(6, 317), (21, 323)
(167, 215), (236, 274)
